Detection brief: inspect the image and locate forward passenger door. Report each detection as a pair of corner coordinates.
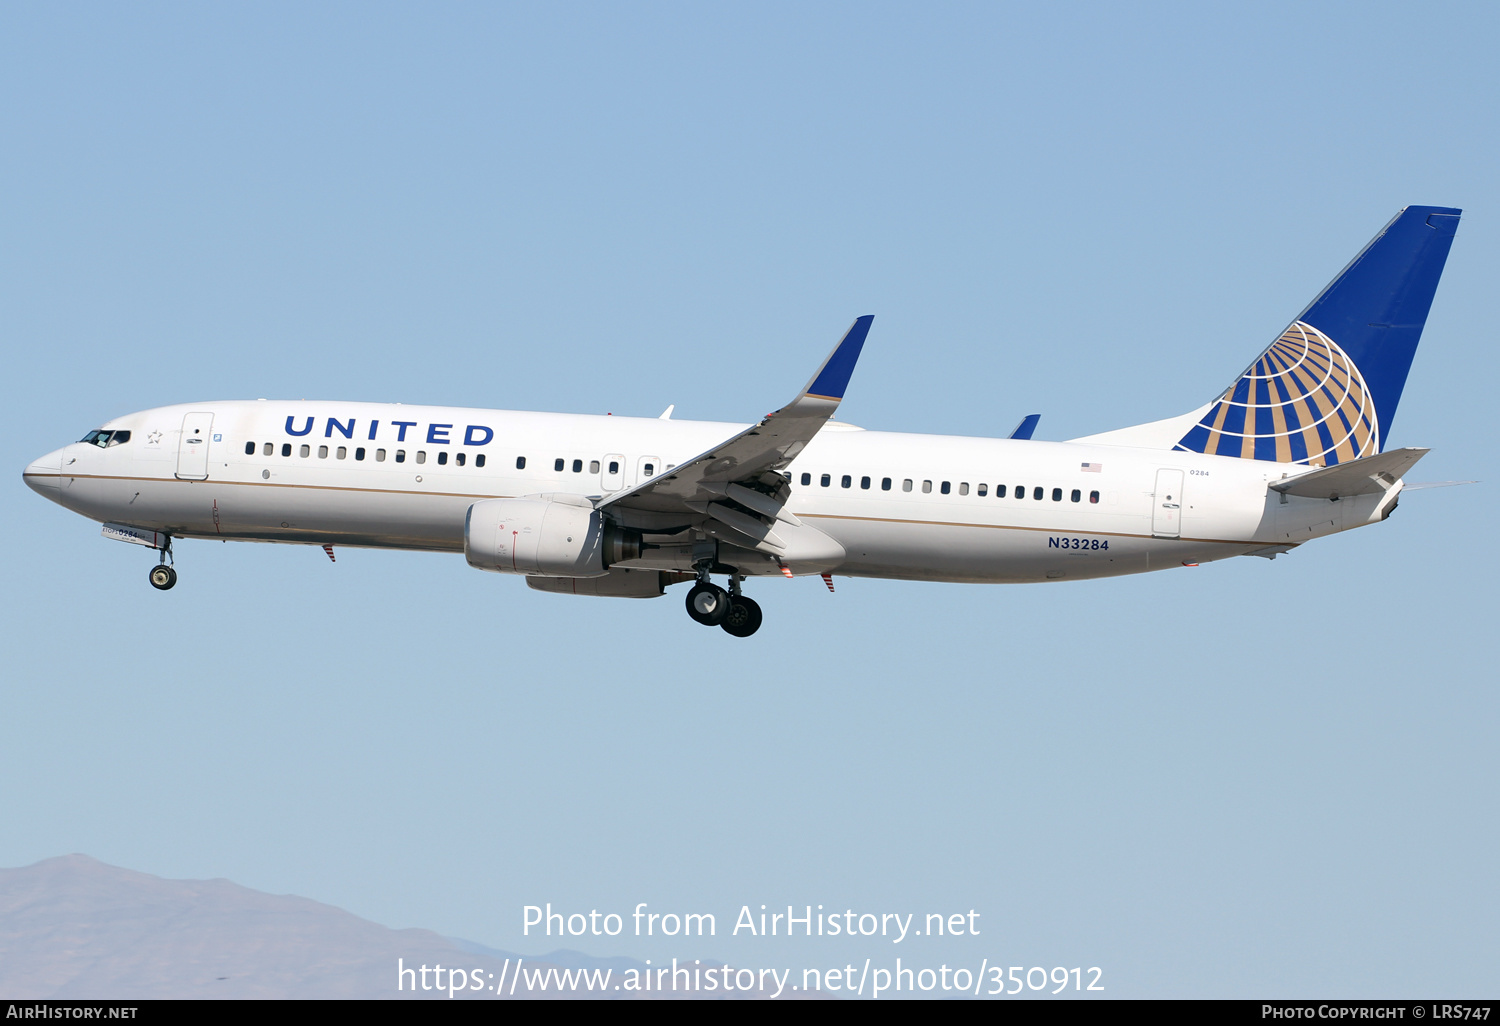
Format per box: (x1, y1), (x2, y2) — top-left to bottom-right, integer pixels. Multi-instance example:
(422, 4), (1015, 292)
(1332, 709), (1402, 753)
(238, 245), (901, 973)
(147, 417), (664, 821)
(176, 412), (215, 481)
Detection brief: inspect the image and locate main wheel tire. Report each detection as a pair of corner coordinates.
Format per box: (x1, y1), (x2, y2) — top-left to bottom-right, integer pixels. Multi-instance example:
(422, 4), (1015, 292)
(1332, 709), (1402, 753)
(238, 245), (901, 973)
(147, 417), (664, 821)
(685, 582), (730, 626)
(149, 565), (177, 591)
(720, 596), (763, 637)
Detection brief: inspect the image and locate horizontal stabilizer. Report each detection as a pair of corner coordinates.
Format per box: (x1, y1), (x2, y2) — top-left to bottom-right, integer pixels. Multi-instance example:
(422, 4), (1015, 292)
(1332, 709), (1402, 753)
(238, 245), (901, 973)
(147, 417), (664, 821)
(1268, 447), (1428, 499)
(1008, 414), (1040, 440)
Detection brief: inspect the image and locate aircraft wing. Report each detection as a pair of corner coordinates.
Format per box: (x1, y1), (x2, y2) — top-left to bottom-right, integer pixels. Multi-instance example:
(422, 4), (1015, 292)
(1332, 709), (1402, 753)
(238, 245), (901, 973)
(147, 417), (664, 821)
(1268, 447), (1429, 499)
(596, 316), (872, 554)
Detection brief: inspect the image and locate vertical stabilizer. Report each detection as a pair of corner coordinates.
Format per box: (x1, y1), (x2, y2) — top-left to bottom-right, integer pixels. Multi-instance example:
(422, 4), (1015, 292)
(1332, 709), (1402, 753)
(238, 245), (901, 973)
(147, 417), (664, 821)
(1073, 207), (1460, 464)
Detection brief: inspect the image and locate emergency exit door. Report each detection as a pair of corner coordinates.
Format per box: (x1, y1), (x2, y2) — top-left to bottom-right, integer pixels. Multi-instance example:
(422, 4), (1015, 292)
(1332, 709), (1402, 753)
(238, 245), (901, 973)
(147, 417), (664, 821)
(602, 453), (625, 491)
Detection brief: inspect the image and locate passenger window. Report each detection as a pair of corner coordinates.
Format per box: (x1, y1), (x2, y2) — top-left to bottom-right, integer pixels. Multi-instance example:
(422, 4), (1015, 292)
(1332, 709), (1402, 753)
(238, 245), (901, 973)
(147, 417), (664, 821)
(1034, 487), (1043, 500)
(643, 463), (655, 476)
(609, 461), (620, 474)
(1071, 488), (1081, 502)
(820, 473), (831, 487)
(841, 474), (851, 488)
(355, 447), (365, 461)
(416, 451), (427, 464)
(801, 472), (811, 486)
(861, 476), (871, 490)
(1016, 485), (1025, 499)
(437, 451), (448, 465)
(882, 477), (892, 491)
(318, 445), (329, 458)
(996, 484), (1006, 498)
(940, 481), (950, 494)
(300, 444), (310, 458)
(572, 459), (582, 473)
(263, 443), (273, 456)
(1089, 490), (1100, 504)
(959, 482), (969, 495)
(554, 458), (564, 472)
(395, 450), (406, 463)
(922, 480), (932, 493)
(336, 446), (347, 459)
(903, 479), (913, 492)
(282, 444), (292, 457)
(516, 456), (526, 470)
(244, 441), (255, 455)
(977, 483), (987, 496)
(475, 454), (485, 467)
(1052, 487), (1062, 501)
(456, 452), (466, 466)
(590, 460), (600, 473)
(376, 449), (386, 462)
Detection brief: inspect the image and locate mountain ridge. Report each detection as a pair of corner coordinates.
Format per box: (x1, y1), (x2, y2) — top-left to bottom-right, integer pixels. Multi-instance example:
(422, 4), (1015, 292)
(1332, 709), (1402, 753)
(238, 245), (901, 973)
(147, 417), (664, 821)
(0, 854), (778, 1000)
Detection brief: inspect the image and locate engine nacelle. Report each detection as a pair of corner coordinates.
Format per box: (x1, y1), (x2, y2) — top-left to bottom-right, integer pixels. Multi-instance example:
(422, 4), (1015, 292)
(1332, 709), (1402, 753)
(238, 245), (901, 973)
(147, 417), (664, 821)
(464, 496), (640, 577)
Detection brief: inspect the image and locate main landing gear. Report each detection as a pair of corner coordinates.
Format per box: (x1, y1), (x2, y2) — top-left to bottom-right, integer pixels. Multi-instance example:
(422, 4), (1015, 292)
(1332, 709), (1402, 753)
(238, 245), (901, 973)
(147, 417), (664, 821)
(148, 535), (177, 591)
(684, 568), (762, 637)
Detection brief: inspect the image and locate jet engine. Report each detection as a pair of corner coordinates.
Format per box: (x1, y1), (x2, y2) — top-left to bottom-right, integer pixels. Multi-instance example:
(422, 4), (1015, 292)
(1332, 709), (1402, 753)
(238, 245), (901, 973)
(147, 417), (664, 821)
(464, 496), (642, 577)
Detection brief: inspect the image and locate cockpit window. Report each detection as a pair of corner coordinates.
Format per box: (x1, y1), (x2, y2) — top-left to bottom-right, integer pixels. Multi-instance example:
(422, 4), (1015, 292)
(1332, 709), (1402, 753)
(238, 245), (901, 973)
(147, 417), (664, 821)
(79, 430), (131, 448)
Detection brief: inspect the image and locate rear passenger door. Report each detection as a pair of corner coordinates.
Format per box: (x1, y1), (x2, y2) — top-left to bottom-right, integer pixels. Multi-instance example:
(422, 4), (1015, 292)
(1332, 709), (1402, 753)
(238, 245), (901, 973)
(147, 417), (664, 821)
(1152, 468), (1184, 538)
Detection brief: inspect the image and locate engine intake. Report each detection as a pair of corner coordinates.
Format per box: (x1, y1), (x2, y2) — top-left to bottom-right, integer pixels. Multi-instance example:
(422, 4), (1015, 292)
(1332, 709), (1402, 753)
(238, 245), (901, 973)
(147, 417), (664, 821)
(464, 496), (641, 577)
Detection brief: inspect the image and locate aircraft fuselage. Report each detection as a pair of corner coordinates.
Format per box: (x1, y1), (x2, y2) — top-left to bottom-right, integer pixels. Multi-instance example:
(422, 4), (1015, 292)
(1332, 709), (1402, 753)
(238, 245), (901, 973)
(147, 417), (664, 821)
(23, 399), (1387, 585)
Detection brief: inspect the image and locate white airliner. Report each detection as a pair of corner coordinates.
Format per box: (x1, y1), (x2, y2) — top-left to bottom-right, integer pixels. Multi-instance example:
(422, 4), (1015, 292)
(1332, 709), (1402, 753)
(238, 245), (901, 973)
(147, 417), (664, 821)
(23, 206), (1461, 637)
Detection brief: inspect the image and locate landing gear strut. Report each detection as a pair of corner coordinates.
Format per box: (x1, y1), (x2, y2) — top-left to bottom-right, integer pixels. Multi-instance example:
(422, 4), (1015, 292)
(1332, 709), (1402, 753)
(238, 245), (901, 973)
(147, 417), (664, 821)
(148, 535), (176, 591)
(684, 567), (763, 636)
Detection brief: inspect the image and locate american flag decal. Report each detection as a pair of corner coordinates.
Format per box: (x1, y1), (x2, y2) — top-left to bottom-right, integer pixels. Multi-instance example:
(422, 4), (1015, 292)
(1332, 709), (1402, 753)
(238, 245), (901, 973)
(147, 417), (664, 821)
(1081, 462), (1103, 472)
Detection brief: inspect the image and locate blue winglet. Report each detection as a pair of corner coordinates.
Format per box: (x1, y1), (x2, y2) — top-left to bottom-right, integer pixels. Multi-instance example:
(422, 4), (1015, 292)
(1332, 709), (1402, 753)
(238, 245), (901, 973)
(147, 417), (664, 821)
(804, 315), (874, 401)
(1008, 414), (1041, 440)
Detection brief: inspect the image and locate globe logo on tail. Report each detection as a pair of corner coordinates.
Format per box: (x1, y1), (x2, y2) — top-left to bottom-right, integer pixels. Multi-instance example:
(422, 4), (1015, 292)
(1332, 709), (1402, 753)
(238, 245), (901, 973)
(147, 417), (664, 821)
(1175, 321), (1378, 466)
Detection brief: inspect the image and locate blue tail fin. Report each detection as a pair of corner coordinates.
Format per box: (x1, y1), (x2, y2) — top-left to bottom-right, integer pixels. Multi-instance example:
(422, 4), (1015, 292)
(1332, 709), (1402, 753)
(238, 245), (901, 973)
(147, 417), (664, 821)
(1175, 206), (1460, 465)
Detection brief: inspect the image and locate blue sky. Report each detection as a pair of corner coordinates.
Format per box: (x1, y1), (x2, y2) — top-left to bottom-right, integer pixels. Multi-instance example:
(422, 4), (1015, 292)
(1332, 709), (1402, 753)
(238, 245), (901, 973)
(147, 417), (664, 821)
(3, 2), (1496, 997)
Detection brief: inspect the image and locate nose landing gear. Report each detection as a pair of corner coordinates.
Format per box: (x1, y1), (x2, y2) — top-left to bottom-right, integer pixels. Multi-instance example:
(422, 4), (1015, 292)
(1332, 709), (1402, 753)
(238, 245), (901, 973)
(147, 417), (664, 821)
(148, 535), (176, 590)
(684, 567), (763, 636)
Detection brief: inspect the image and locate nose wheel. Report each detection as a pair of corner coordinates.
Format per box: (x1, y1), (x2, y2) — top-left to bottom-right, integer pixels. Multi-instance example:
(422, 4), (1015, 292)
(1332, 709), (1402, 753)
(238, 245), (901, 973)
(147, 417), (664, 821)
(147, 534), (176, 590)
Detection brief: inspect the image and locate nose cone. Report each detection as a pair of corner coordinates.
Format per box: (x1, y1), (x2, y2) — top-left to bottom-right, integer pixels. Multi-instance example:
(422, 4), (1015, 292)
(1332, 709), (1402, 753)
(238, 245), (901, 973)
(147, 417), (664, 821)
(23, 448), (64, 497)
